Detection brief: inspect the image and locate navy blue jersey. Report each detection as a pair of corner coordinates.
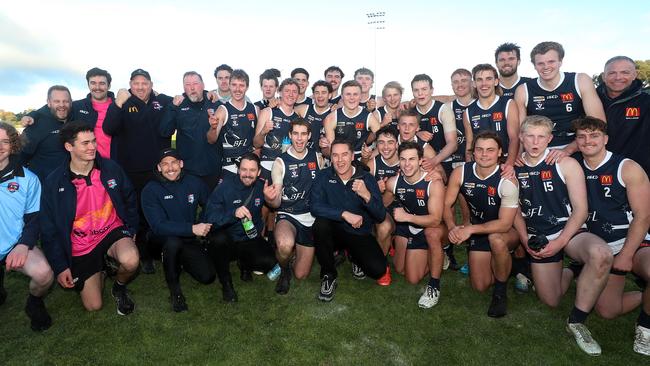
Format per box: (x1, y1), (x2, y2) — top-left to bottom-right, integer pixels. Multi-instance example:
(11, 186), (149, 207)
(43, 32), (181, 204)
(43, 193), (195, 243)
(329, 95), (341, 105)
(254, 99), (270, 110)
(459, 163), (503, 225)
(516, 151), (573, 238)
(303, 104), (330, 153)
(500, 76), (532, 100)
(221, 101), (257, 165)
(451, 99), (472, 163)
(393, 173), (431, 230)
(360, 94), (377, 110)
(334, 107), (372, 155)
(397, 135), (428, 151)
(466, 96), (512, 155)
(582, 152), (650, 252)
(295, 96), (313, 107)
(278, 148), (320, 215)
(372, 155), (399, 181)
(261, 106), (298, 162)
(416, 101), (447, 154)
(524, 72), (584, 147)
(378, 106), (399, 127)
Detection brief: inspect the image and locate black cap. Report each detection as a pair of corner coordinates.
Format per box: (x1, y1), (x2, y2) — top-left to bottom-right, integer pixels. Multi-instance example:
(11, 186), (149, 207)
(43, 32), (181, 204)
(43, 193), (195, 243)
(130, 68), (151, 80)
(158, 148), (181, 163)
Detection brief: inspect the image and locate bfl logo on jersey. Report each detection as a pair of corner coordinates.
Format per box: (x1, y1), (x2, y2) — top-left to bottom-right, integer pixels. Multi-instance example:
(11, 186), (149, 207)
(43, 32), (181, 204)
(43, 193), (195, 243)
(107, 179), (117, 189)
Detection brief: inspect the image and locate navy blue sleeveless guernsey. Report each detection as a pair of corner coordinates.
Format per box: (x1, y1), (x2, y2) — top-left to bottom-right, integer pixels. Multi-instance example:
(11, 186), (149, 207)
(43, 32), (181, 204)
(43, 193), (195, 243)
(524, 72), (584, 147)
(261, 106), (298, 163)
(500, 76), (532, 100)
(460, 163), (503, 225)
(303, 104), (330, 153)
(334, 107), (372, 156)
(278, 148), (320, 215)
(372, 155), (399, 181)
(378, 106), (399, 127)
(221, 101), (257, 166)
(465, 96), (512, 155)
(451, 99), (472, 163)
(417, 101), (448, 156)
(393, 172), (431, 230)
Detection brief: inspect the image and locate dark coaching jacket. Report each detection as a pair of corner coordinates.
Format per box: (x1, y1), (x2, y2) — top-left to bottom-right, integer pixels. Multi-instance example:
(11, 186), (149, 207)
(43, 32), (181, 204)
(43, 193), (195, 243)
(20, 105), (68, 182)
(310, 165), (386, 235)
(40, 156), (139, 275)
(159, 91), (223, 177)
(597, 79), (650, 175)
(71, 91), (116, 127)
(103, 91), (173, 173)
(141, 172), (210, 238)
(204, 174), (265, 242)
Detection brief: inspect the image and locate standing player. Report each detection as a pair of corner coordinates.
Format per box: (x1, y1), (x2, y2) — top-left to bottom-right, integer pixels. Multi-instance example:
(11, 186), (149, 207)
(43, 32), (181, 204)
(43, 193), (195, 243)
(325, 66), (345, 104)
(514, 41), (605, 162)
(412, 74), (458, 177)
(574, 116), (650, 356)
(296, 80), (332, 154)
(385, 142), (446, 308)
(255, 78), (300, 180)
(464, 64), (519, 168)
(444, 131), (520, 317)
(323, 80), (381, 159)
(377, 82), (404, 128)
(207, 69), (257, 179)
(514, 115), (613, 356)
(255, 68), (281, 110)
(291, 68), (312, 106)
(355, 67), (383, 111)
(494, 42), (532, 100)
(213, 64), (233, 102)
(0, 122), (54, 331)
(264, 119), (324, 294)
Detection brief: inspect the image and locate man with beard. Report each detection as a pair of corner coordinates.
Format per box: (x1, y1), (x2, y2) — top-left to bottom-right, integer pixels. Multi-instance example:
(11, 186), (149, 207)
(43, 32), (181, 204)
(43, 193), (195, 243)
(325, 66), (345, 105)
(596, 56), (650, 176)
(21, 68), (115, 159)
(103, 68), (173, 274)
(254, 78), (300, 180)
(444, 132), (520, 317)
(574, 116), (650, 356)
(205, 153), (277, 302)
(41, 121), (140, 316)
(0, 122), (54, 331)
(292, 68), (312, 106)
(264, 119), (324, 294)
(296, 80), (332, 154)
(160, 71), (223, 190)
(207, 69), (258, 180)
(141, 148), (215, 312)
(311, 140), (387, 301)
(514, 41), (605, 163)
(20, 85), (72, 181)
(495, 43), (532, 100)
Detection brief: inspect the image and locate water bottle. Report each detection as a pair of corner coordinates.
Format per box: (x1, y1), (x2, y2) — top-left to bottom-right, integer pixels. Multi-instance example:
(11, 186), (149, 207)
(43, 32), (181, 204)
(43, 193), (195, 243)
(281, 136), (291, 153)
(241, 217), (257, 239)
(267, 263), (282, 281)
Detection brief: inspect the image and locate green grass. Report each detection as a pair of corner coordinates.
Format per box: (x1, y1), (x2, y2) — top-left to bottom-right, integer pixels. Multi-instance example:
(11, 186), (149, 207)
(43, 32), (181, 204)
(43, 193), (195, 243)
(0, 248), (645, 366)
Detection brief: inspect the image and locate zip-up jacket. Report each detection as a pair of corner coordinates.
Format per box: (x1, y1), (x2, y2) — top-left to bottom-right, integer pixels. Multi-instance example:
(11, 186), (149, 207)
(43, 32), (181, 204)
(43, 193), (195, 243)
(40, 156), (138, 275)
(310, 165), (386, 235)
(204, 174), (265, 242)
(103, 91), (173, 173)
(20, 105), (69, 181)
(597, 79), (650, 175)
(71, 91), (116, 128)
(141, 172), (209, 238)
(159, 91), (223, 176)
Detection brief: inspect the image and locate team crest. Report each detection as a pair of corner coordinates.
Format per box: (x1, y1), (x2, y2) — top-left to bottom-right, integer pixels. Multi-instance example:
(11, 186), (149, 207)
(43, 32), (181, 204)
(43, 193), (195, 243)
(188, 194), (195, 203)
(7, 182), (19, 192)
(152, 101), (162, 110)
(254, 198), (261, 206)
(107, 179), (117, 189)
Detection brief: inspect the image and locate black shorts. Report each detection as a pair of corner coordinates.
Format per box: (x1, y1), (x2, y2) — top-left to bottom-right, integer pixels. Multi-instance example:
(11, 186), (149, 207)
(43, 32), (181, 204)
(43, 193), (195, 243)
(394, 223), (427, 250)
(467, 234), (491, 252)
(276, 213), (314, 247)
(71, 226), (132, 292)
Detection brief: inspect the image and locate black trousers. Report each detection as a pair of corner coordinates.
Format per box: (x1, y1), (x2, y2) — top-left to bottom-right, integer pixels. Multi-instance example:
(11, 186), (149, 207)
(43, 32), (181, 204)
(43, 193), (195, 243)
(209, 231), (276, 284)
(313, 218), (387, 280)
(127, 170), (156, 261)
(160, 236), (216, 289)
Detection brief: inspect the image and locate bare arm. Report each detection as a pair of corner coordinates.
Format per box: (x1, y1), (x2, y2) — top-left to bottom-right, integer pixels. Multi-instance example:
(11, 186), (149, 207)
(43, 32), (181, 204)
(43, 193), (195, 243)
(253, 107), (273, 148)
(207, 105), (226, 144)
(505, 100), (520, 167)
(617, 160), (650, 263)
(442, 167), (462, 230)
(552, 157), (589, 249)
(462, 109), (473, 162)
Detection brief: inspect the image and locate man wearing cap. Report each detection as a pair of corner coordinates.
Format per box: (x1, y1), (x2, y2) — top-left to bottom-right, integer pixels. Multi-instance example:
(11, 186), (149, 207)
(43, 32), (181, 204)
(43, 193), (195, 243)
(41, 121), (140, 315)
(103, 68), (173, 274)
(160, 71), (223, 191)
(141, 148), (215, 312)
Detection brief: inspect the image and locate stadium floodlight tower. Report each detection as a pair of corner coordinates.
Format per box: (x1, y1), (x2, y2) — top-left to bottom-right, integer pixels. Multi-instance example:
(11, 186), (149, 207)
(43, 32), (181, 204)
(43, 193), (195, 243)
(366, 11), (385, 97)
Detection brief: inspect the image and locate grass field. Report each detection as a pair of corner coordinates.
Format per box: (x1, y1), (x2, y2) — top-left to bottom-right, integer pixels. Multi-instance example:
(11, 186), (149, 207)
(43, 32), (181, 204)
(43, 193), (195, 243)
(0, 247), (645, 366)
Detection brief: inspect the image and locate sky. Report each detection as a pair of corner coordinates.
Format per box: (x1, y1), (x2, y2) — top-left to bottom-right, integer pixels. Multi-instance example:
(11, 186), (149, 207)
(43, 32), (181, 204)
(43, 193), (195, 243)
(1, 0), (649, 112)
